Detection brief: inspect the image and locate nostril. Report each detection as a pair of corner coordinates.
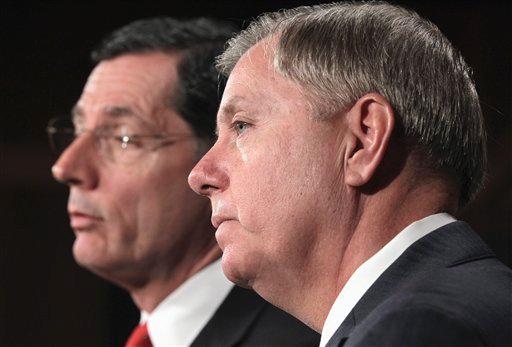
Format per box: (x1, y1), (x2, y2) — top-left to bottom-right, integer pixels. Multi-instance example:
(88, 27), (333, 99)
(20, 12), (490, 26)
(188, 159), (227, 196)
(51, 159), (86, 187)
(198, 183), (217, 196)
(201, 184), (213, 192)
(59, 177), (81, 186)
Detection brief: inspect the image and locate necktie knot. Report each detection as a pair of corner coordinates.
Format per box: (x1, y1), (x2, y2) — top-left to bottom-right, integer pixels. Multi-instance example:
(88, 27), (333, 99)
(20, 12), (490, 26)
(125, 323), (153, 347)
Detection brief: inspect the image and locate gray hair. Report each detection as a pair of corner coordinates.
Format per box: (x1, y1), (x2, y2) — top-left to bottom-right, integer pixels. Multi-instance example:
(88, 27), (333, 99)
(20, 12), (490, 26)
(217, 1), (486, 206)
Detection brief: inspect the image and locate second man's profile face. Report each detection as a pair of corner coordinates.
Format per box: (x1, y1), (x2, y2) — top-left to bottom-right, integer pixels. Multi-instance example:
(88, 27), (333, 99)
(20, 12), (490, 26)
(52, 52), (213, 285)
(189, 42), (347, 297)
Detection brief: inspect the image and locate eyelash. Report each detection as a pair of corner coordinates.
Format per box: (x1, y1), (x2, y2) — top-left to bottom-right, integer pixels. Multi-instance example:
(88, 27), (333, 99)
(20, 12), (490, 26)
(231, 120), (251, 136)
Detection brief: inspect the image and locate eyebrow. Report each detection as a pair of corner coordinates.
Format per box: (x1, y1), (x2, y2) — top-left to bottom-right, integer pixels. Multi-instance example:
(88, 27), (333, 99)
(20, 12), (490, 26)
(216, 96), (246, 135)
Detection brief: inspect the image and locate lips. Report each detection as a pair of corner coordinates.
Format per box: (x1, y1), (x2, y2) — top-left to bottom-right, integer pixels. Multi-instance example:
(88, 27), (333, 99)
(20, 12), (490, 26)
(69, 211), (103, 230)
(211, 215), (235, 229)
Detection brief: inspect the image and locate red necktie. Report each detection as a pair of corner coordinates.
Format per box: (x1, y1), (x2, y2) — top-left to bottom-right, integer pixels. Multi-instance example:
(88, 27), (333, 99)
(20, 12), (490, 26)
(125, 323), (153, 347)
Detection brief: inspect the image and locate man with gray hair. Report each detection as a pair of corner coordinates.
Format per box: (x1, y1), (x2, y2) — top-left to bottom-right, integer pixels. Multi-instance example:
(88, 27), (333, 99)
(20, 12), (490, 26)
(188, 2), (512, 346)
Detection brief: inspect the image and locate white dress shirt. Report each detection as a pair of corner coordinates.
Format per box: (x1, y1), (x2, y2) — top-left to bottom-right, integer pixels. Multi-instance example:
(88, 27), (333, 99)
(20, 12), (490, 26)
(319, 213), (456, 347)
(140, 259), (234, 347)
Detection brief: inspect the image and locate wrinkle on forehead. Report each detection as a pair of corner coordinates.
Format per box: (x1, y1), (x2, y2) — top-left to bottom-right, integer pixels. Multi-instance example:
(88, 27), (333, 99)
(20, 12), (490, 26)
(72, 103), (162, 132)
(224, 40), (310, 118)
(240, 37), (318, 118)
(79, 52), (182, 130)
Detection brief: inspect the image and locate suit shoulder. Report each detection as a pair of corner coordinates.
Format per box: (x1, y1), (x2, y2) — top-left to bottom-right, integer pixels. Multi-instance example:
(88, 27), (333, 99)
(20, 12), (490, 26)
(192, 286), (319, 346)
(402, 258), (512, 316)
(352, 263), (512, 346)
(347, 302), (487, 347)
(241, 300), (320, 346)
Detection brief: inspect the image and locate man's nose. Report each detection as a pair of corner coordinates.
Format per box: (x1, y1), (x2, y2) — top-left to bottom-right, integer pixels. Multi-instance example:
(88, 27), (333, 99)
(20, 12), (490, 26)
(51, 134), (98, 189)
(188, 149), (229, 197)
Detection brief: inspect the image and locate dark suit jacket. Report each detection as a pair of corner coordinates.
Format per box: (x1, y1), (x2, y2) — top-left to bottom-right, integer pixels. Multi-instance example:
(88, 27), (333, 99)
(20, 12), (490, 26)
(191, 286), (320, 346)
(326, 221), (512, 347)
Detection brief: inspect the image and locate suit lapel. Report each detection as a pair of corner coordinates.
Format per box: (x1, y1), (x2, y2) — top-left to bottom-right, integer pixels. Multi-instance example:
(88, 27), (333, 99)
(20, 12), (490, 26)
(325, 311), (354, 347)
(326, 221), (495, 346)
(190, 286), (267, 347)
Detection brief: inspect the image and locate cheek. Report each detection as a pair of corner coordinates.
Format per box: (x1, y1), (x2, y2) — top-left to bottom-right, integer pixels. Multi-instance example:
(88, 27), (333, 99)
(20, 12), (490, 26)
(232, 131), (332, 239)
(133, 172), (184, 222)
(133, 158), (205, 234)
(232, 146), (302, 232)
(100, 163), (170, 234)
(101, 177), (141, 242)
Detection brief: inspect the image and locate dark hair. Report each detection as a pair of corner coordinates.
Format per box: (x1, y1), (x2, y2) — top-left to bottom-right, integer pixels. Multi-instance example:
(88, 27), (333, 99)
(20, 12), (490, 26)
(92, 17), (236, 144)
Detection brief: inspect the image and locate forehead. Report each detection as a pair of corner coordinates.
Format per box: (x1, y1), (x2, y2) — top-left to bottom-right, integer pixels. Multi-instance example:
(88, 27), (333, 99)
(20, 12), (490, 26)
(77, 51), (182, 126)
(219, 40), (308, 121)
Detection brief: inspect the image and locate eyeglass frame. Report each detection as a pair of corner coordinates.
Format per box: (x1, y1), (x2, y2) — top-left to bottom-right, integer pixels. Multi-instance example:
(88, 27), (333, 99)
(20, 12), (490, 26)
(46, 117), (196, 164)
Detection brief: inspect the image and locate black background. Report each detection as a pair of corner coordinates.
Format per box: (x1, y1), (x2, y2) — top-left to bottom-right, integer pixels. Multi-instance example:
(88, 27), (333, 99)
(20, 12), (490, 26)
(1, 1), (510, 346)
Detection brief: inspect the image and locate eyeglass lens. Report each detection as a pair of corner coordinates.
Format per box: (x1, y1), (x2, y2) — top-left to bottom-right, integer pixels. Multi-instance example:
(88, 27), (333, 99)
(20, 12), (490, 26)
(47, 118), (76, 154)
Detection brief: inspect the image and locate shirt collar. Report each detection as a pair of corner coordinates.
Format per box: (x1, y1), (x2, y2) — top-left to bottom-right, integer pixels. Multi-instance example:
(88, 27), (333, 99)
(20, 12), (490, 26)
(319, 213), (456, 347)
(141, 259), (234, 347)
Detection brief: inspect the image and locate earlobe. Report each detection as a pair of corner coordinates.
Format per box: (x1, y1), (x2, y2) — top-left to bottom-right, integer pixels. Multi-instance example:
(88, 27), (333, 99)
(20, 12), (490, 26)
(344, 93), (394, 187)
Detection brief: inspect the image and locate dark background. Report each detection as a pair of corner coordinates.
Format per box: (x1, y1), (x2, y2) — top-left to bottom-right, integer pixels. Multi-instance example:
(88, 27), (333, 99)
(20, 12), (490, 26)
(1, 1), (510, 346)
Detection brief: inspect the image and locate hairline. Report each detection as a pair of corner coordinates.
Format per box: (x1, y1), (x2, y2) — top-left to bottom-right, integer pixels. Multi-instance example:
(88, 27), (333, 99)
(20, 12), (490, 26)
(216, 3), (486, 205)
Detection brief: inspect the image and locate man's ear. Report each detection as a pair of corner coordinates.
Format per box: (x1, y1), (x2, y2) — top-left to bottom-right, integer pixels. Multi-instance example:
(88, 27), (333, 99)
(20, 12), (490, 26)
(344, 93), (395, 187)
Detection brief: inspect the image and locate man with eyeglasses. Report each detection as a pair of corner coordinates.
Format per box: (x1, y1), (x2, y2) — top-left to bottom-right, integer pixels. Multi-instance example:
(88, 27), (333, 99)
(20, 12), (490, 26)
(48, 17), (319, 347)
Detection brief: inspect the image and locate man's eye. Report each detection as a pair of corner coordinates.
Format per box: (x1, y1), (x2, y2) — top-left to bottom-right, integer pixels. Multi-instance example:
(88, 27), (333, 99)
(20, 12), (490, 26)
(114, 135), (143, 148)
(232, 121), (250, 135)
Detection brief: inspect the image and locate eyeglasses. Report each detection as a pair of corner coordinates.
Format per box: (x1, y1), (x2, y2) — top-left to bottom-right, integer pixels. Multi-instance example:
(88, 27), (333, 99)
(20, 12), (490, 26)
(46, 117), (195, 165)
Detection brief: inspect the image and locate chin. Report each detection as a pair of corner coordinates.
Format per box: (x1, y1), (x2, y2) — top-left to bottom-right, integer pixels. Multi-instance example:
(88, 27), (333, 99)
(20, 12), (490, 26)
(72, 232), (109, 269)
(72, 233), (147, 290)
(220, 246), (259, 289)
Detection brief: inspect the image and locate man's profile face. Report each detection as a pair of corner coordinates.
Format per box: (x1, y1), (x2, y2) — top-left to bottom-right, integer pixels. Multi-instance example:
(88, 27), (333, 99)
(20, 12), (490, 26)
(52, 52), (213, 284)
(189, 42), (347, 295)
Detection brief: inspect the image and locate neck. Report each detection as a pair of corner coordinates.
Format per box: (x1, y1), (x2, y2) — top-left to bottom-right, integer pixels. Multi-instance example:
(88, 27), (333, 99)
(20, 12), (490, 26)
(269, 172), (457, 332)
(130, 241), (222, 313)
(336, 177), (457, 291)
